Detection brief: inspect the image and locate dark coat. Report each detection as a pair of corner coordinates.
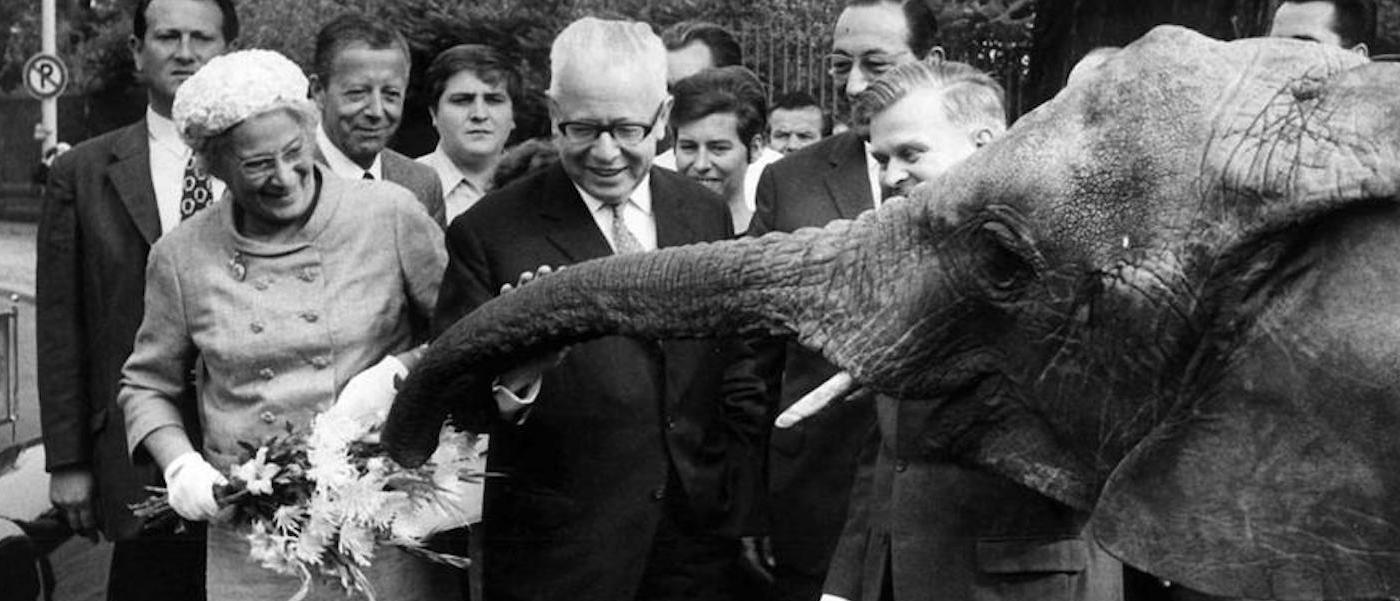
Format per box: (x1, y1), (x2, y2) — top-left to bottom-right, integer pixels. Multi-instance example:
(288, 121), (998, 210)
(36, 121), (187, 540)
(748, 131), (881, 600)
(823, 395), (1124, 601)
(434, 164), (768, 601)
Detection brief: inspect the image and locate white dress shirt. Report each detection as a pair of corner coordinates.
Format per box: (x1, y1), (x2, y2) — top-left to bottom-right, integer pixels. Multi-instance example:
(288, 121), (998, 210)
(416, 147), (488, 223)
(316, 126), (383, 180)
(147, 107), (225, 234)
(863, 141), (884, 208)
(743, 146), (784, 212)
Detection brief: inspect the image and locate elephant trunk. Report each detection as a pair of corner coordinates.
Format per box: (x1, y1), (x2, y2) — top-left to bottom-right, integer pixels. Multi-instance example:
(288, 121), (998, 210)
(385, 219), (873, 466)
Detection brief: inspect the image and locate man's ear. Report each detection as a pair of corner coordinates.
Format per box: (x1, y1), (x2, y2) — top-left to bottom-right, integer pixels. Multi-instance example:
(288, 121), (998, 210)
(308, 74), (326, 107)
(129, 35), (144, 73)
(973, 128), (995, 148)
(654, 95), (674, 135)
(1352, 42), (1369, 57)
(545, 96), (561, 136)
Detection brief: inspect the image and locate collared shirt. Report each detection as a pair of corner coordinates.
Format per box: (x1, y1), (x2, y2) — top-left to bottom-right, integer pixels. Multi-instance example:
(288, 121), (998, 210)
(743, 146), (784, 212)
(863, 141), (884, 208)
(575, 174), (657, 252)
(316, 126), (383, 180)
(147, 107), (226, 234)
(416, 147), (488, 223)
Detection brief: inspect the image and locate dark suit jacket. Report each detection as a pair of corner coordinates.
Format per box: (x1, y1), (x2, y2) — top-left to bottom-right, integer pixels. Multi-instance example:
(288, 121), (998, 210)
(435, 165), (768, 601)
(36, 121), (184, 540)
(314, 146), (446, 227)
(749, 131), (880, 600)
(823, 395), (1123, 601)
(754, 134), (1121, 600)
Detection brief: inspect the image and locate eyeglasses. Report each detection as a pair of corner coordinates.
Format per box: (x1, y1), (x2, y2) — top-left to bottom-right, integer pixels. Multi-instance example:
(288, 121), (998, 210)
(824, 51), (913, 78)
(557, 102), (666, 146)
(237, 139), (308, 180)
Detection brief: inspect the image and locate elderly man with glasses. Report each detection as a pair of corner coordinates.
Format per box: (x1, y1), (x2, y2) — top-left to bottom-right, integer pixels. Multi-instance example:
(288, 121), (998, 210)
(432, 16), (768, 601)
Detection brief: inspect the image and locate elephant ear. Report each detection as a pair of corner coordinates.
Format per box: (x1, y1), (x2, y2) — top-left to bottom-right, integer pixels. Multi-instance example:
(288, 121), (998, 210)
(1090, 204), (1400, 600)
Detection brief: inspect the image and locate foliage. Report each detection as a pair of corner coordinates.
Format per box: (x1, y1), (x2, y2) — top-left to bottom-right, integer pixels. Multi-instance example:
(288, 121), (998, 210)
(7, 0), (1398, 138)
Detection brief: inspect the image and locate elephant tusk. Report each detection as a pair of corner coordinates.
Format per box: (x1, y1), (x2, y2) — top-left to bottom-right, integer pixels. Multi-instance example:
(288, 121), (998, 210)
(775, 372), (858, 428)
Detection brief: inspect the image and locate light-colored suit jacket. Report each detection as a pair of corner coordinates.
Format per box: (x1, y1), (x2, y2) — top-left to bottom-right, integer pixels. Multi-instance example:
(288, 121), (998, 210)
(314, 144), (446, 227)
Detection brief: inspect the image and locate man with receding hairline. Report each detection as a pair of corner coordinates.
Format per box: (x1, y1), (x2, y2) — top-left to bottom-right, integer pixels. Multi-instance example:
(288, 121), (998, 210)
(310, 14), (445, 225)
(38, 0), (235, 598)
(433, 17), (767, 601)
(1267, 0), (1376, 56)
(808, 58), (1123, 601)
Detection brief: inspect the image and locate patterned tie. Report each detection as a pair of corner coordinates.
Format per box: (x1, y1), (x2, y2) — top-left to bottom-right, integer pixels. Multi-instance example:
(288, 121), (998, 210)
(179, 156), (214, 220)
(607, 201), (645, 254)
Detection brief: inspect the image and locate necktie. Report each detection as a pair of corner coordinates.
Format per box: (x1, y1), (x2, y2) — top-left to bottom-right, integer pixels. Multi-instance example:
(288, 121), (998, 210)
(362, 172), (375, 180)
(179, 156), (214, 220)
(607, 202), (645, 254)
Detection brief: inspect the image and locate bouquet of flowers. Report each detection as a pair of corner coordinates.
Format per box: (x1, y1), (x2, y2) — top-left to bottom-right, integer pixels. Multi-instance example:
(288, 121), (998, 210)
(133, 400), (486, 601)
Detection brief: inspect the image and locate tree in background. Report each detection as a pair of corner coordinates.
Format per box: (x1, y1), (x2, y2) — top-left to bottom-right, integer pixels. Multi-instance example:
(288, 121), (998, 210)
(2, 0), (1397, 150)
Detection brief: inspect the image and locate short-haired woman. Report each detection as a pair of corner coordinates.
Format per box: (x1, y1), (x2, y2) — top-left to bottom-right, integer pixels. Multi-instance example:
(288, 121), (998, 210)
(669, 65), (768, 233)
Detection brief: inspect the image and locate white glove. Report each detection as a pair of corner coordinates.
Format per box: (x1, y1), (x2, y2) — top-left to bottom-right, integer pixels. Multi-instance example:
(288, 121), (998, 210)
(163, 451), (228, 521)
(330, 356), (409, 422)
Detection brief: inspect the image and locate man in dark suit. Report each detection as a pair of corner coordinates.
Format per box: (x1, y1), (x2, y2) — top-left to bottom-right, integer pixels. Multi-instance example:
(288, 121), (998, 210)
(434, 17), (767, 601)
(310, 14), (445, 226)
(36, 0), (236, 599)
(746, 2), (938, 599)
(800, 57), (1122, 601)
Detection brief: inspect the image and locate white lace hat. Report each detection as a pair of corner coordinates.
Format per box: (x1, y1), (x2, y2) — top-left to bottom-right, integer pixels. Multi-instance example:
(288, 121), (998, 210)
(172, 49), (313, 153)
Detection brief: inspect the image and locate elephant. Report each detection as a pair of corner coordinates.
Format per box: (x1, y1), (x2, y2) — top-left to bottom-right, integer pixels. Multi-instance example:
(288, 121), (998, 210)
(384, 26), (1400, 601)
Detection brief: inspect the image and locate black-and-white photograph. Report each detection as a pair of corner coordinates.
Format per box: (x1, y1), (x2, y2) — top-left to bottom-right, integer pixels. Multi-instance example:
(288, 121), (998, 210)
(0, 1), (1398, 600)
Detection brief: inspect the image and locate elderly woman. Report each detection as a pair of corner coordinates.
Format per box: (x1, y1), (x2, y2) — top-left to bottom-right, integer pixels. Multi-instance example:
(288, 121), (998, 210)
(668, 66), (768, 233)
(117, 50), (458, 600)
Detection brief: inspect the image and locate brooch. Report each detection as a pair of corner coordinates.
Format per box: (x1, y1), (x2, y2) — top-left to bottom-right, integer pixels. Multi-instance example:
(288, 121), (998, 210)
(229, 251), (247, 282)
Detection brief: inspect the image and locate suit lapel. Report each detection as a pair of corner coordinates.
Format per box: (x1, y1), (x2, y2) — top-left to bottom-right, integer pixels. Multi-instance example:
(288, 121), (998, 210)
(381, 149), (404, 182)
(823, 132), (875, 220)
(538, 166), (614, 263)
(651, 169), (703, 248)
(106, 121), (161, 245)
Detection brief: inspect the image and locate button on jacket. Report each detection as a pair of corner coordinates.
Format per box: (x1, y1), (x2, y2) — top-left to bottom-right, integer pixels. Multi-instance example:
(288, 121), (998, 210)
(119, 168), (446, 470)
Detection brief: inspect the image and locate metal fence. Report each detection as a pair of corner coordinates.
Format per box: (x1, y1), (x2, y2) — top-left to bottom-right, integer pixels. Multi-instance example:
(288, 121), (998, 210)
(733, 9), (1033, 123)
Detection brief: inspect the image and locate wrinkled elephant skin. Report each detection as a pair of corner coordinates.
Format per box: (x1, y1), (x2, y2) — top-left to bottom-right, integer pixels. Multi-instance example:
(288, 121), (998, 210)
(385, 26), (1400, 600)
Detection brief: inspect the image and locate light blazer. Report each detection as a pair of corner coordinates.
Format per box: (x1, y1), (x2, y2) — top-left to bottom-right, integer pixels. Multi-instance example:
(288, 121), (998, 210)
(313, 145), (446, 227)
(748, 131), (880, 598)
(36, 120), (182, 540)
(435, 164), (769, 601)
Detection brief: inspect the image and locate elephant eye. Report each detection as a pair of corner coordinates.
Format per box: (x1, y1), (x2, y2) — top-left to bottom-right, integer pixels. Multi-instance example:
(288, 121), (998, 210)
(975, 221), (1040, 296)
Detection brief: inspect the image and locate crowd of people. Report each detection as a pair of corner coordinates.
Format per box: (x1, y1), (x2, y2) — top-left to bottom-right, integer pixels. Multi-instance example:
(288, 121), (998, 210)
(31, 0), (1381, 600)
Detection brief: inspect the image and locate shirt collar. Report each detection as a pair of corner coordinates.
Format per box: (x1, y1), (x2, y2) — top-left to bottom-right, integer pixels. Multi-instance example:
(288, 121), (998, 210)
(421, 146), (488, 195)
(146, 107), (186, 153)
(316, 125), (383, 180)
(576, 173), (653, 216)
